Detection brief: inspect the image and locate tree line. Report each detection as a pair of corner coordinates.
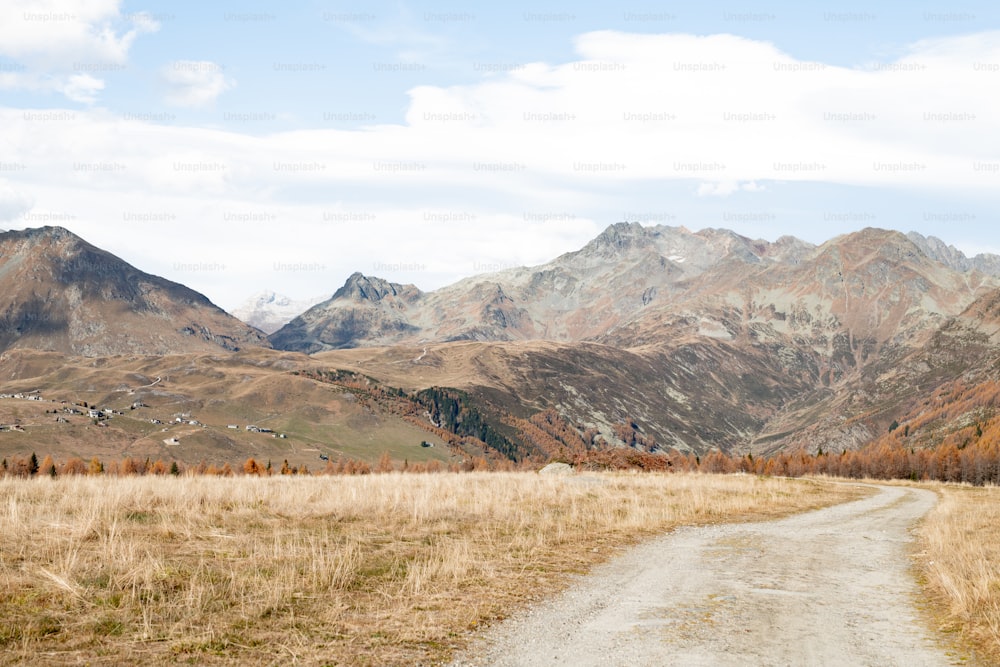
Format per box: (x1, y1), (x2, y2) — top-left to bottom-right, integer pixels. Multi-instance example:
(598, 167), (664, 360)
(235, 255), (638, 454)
(6, 443), (1000, 484)
(0, 452), (499, 478)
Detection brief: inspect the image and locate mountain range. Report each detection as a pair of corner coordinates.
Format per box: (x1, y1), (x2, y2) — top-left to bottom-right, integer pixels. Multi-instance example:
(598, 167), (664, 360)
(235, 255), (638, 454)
(273, 224), (1000, 454)
(2, 224), (1000, 462)
(269, 225), (1000, 352)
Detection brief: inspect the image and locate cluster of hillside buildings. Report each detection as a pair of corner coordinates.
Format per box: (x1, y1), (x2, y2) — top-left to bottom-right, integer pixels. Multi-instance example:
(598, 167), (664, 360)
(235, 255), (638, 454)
(0, 393), (288, 440)
(0, 392), (42, 401)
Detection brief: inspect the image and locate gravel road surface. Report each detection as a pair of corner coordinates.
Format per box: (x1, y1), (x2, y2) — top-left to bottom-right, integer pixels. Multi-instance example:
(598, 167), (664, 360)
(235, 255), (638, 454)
(452, 484), (958, 667)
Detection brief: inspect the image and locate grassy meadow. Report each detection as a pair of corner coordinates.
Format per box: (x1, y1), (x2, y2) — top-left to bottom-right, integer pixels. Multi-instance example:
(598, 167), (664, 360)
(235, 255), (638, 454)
(915, 483), (1000, 665)
(0, 472), (862, 665)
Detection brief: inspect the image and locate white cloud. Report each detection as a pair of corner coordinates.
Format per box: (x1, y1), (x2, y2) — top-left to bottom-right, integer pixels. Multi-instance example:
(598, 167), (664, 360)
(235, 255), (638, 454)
(3, 29), (1000, 303)
(0, 70), (103, 102)
(0, 0), (156, 102)
(160, 61), (234, 108)
(0, 0), (156, 64)
(11, 28), (996, 194)
(61, 73), (104, 103)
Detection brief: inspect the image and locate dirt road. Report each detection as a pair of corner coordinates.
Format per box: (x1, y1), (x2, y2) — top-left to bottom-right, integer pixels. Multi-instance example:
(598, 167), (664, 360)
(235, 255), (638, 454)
(453, 484), (959, 666)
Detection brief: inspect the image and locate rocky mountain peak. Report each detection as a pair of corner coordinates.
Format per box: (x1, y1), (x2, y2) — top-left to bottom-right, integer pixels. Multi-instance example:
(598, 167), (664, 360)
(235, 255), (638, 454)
(581, 222), (656, 256)
(768, 235), (815, 263)
(17, 225), (74, 241)
(694, 227), (775, 264)
(906, 232), (1000, 277)
(812, 227), (921, 265)
(908, 232), (962, 263)
(332, 272), (420, 302)
(3, 225), (84, 258)
(838, 226), (913, 247)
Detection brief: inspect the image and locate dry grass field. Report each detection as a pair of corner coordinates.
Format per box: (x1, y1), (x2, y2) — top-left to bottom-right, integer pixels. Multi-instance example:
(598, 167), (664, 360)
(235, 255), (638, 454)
(0, 472), (862, 665)
(916, 483), (1000, 665)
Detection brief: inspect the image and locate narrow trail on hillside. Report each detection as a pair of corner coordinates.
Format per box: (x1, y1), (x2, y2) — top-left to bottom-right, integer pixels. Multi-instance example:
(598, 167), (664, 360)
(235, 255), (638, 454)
(452, 485), (959, 667)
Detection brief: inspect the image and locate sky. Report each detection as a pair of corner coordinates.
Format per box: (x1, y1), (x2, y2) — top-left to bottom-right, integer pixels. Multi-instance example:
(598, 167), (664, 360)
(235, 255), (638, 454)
(1, 0), (999, 310)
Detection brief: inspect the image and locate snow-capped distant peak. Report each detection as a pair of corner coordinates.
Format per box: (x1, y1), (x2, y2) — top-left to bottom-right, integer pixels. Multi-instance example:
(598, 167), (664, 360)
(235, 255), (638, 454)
(230, 291), (328, 334)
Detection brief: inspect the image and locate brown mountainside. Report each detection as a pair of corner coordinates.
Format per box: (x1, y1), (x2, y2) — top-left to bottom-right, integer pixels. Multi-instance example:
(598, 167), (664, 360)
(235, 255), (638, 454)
(0, 227), (269, 356)
(279, 225), (1000, 454)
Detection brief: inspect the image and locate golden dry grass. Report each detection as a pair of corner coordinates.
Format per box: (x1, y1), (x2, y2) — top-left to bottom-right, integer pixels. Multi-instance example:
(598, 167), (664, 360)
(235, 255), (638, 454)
(0, 472), (863, 666)
(915, 483), (1000, 665)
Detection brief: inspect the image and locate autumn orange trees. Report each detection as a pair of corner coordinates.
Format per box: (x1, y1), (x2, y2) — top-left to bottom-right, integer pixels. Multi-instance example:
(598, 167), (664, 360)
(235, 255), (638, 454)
(7, 443), (1000, 483)
(243, 457), (266, 476)
(39, 455), (56, 477)
(0, 455), (183, 478)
